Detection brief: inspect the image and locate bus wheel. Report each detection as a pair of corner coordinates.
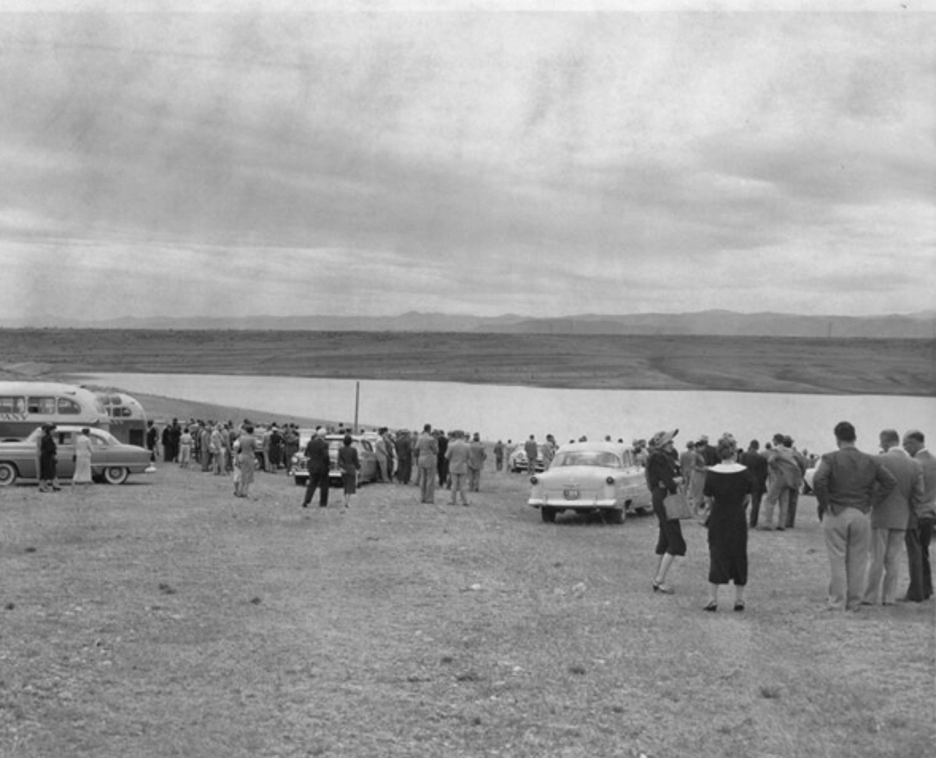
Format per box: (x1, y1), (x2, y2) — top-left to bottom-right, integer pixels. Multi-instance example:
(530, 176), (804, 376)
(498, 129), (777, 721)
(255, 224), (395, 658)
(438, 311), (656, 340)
(103, 466), (129, 485)
(0, 462), (18, 487)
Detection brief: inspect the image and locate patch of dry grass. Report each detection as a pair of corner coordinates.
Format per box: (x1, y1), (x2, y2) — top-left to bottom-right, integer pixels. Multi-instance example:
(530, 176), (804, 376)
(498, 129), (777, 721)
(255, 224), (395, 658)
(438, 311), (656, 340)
(1, 467), (933, 758)
(0, 329), (932, 395)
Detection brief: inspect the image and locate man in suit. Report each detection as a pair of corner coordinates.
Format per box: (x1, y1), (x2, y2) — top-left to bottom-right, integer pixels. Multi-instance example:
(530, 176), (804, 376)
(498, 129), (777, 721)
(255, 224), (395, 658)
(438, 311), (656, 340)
(761, 434), (804, 531)
(374, 429), (390, 483)
(813, 421), (896, 612)
(467, 433), (486, 492)
(524, 435), (539, 476)
(862, 429), (924, 605)
(414, 424), (439, 504)
(436, 431), (450, 489)
(302, 427), (331, 508)
(446, 431), (471, 506)
(783, 437), (809, 529)
(901, 430), (936, 602)
(740, 440), (768, 529)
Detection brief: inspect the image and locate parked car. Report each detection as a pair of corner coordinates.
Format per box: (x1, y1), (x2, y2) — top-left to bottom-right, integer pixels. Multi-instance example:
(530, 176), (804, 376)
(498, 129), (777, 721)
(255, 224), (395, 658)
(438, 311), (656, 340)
(527, 441), (650, 524)
(0, 425), (156, 486)
(509, 445), (546, 473)
(288, 434), (379, 488)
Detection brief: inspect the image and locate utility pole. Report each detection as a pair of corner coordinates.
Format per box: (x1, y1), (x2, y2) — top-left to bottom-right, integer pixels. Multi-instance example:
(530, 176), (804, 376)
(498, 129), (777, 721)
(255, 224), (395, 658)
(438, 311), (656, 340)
(353, 381), (360, 434)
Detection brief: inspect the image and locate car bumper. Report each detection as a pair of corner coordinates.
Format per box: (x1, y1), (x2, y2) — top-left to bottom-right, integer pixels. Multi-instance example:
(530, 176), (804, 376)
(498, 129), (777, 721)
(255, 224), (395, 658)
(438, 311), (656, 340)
(289, 470), (345, 485)
(529, 496), (620, 509)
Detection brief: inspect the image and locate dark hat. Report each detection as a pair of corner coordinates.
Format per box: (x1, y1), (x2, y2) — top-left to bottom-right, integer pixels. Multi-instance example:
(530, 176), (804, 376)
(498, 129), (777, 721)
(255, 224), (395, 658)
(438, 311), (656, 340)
(649, 429), (678, 448)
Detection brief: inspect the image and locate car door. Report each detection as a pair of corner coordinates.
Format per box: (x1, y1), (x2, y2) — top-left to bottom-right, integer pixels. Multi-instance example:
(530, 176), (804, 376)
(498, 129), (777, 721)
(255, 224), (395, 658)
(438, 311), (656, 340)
(88, 430), (114, 470)
(55, 430), (77, 479)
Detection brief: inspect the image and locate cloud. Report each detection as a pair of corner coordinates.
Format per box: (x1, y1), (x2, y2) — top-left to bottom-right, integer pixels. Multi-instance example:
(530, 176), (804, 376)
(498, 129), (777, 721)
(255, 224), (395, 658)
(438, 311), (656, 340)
(0, 9), (933, 320)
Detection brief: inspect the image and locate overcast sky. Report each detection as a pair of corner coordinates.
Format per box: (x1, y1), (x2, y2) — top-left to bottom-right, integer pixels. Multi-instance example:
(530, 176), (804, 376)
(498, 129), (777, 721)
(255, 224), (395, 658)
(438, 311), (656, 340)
(1, 1), (934, 321)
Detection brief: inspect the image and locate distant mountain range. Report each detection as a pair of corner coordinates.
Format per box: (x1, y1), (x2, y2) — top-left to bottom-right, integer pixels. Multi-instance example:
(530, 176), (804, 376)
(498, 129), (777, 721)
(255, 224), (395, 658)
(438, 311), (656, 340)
(1, 310), (934, 339)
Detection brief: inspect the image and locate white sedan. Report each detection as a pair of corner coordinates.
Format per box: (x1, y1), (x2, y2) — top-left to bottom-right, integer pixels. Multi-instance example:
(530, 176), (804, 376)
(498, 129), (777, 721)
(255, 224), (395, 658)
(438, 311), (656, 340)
(527, 441), (650, 524)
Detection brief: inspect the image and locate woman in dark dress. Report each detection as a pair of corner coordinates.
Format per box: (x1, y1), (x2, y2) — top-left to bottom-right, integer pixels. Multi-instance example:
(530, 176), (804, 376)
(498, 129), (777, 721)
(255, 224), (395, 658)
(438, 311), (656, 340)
(338, 435), (361, 509)
(647, 429), (685, 594)
(702, 435), (753, 611)
(38, 424), (59, 493)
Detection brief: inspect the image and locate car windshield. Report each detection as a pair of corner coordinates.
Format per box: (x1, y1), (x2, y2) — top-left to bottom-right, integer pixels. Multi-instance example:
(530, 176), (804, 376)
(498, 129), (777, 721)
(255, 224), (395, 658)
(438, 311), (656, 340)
(328, 439), (362, 451)
(552, 450), (622, 468)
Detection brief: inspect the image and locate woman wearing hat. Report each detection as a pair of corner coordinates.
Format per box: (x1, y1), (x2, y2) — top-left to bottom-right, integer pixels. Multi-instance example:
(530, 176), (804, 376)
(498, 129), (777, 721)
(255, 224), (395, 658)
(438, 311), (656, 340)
(647, 429), (685, 593)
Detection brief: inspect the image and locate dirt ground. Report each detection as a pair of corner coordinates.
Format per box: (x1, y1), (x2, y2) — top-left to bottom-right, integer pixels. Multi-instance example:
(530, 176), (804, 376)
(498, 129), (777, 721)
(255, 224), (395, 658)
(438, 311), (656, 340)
(1, 460), (932, 758)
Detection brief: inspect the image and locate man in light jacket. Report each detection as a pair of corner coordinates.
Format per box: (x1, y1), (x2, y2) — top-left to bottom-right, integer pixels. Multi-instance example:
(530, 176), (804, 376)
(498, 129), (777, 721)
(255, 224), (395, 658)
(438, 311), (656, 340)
(414, 424), (439, 504)
(862, 429), (924, 606)
(446, 431), (471, 506)
(467, 433), (487, 492)
(813, 421), (896, 612)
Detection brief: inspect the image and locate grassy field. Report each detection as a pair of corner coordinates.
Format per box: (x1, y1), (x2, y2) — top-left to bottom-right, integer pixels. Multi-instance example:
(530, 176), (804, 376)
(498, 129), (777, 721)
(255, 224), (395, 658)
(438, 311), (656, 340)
(1, 463), (933, 758)
(0, 329), (932, 395)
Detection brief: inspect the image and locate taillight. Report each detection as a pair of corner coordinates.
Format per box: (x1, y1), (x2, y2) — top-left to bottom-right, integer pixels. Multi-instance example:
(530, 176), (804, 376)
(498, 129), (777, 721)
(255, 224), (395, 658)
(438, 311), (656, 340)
(605, 476), (615, 485)
(530, 476), (538, 485)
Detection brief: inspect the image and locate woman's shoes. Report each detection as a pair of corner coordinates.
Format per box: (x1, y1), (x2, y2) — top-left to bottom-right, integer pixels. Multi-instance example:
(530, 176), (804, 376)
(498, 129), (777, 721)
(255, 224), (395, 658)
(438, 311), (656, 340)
(703, 600), (718, 612)
(652, 581), (674, 594)
(733, 601), (745, 612)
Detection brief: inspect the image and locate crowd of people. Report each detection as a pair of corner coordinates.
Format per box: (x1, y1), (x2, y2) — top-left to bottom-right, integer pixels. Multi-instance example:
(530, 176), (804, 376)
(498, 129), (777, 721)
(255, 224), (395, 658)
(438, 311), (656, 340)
(645, 423), (933, 613)
(150, 418), (304, 477)
(141, 414), (933, 615)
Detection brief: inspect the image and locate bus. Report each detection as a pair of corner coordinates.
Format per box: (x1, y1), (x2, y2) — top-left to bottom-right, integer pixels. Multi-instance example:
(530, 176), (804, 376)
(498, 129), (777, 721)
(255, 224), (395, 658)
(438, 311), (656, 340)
(0, 381), (111, 440)
(95, 391), (148, 447)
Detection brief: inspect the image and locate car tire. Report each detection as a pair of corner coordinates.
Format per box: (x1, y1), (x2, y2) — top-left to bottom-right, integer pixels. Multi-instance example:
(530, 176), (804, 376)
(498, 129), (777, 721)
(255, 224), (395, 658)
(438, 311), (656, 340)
(103, 466), (129, 485)
(541, 507), (557, 523)
(604, 508), (625, 525)
(0, 462), (18, 487)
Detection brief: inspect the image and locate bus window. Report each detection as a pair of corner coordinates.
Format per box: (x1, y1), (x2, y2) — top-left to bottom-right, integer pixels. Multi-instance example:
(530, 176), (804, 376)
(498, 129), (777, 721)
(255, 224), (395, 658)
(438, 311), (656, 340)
(28, 397), (57, 414)
(0, 396), (25, 414)
(58, 398), (82, 415)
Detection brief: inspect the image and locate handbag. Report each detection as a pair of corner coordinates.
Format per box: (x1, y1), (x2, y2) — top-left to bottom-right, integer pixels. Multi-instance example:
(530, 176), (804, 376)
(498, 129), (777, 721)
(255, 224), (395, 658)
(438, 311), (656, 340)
(663, 489), (693, 520)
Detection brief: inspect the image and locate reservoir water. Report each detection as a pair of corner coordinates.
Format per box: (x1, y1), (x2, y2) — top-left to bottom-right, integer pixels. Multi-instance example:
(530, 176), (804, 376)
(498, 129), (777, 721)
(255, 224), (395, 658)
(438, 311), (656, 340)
(75, 372), (934, 457)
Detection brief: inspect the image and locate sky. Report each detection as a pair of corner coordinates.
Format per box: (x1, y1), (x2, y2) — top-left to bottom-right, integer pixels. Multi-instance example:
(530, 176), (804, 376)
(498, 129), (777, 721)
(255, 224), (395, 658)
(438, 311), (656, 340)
(1, 1), (934, 322)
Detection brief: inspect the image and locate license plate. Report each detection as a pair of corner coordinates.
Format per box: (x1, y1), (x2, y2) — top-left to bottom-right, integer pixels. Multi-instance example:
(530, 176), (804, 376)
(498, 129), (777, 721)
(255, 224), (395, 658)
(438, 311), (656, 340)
(563, 488), (579, 500)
